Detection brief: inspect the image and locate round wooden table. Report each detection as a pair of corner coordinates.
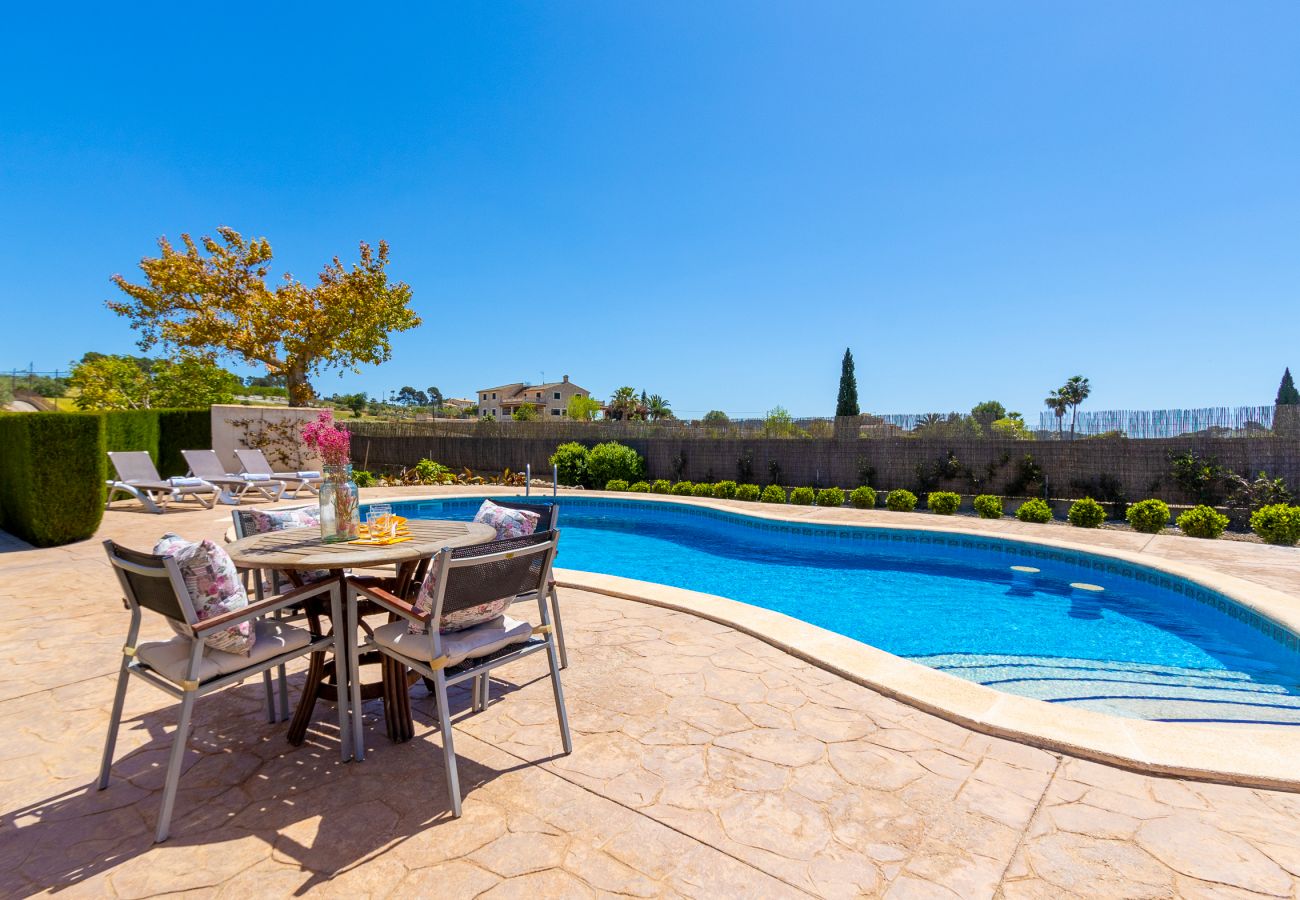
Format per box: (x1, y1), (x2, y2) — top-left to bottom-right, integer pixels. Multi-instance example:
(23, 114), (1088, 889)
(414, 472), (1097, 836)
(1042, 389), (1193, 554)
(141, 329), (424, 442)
(226, 519), (496, 747)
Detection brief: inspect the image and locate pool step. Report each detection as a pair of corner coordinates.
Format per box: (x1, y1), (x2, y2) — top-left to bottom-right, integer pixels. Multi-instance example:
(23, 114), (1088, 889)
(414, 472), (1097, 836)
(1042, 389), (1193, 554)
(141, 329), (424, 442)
(910, 653), (1300, 725)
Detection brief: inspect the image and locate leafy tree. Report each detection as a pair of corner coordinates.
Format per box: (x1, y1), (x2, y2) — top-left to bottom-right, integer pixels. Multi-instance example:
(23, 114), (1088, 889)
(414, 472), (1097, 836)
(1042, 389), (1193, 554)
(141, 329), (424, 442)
(763, 406), (802, 437)
(108, 227), (420, 406)
(970, 400), (1006, 433)
(1060, 375), (1091, 437)
(701, 410), (730, 425)
(567, 394), (602, 421)
(332, 392), (369, 417)
(151, 356), (241, 407)
(512, 403), (540, 421)
(990, 412), (1031, 439)
(646, 394), (673, 421)
(71, 353), (238, 409)
(396, 385), (428, 407)
(71, 355), (153, 409)
(1277, 368), (1299, 405)
(245, 374), (286, 388)
(835, 347), (860, 417)
(427, 386), (445, 410)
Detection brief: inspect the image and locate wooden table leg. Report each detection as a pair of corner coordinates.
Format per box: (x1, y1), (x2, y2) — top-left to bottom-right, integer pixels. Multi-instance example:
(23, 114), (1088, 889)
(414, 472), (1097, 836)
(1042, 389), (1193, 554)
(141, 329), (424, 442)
(287, 573), (422, 747)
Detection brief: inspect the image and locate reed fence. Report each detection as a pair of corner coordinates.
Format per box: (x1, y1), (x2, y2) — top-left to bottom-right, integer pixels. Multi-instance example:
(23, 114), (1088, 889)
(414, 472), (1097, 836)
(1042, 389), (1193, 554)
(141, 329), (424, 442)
(345, 420), (1300, 504)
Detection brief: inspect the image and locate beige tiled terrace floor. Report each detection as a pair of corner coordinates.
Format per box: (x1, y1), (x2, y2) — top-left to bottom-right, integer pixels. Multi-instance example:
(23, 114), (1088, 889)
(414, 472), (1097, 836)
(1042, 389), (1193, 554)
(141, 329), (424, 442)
(3, 490), (1300, 897)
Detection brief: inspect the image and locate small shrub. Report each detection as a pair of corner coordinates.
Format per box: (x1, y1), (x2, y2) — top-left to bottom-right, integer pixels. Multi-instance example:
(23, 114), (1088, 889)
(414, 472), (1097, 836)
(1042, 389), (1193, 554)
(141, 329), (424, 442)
(605, 479), (629, 492)
(1179, 505), (1230, 539)
(736, 483), (761, 502)
(816, 487), (845, 507)
(691, 482), (714, 497)
(760, 484), (786, 503)
(412, 458), (451, 484)
(713, 480), (738, 500)
(1016, 498), (1053, 524)
(549, 441), (588, 486)
(849, 485), (877, 509)
(587, 441), (646, 488)
(789, 486), (815, 505)
(651, 479), (672, 494)
(1068, 497), (1107, 528)
(973, 494), (1003, 518)
(353, 469), (377, 488)
(927, 491), (960, 515)
(628, 481), (650, 492)
(1126, 499), (1170, 534)
(886, 489), (917, 512)
(671, 481), (694, 496)
(1250, 504), (1300, 546)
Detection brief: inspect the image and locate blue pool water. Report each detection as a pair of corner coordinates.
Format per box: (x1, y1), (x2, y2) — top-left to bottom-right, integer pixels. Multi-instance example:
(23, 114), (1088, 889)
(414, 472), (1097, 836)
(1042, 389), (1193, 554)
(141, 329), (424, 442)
(380, 495), (1300, 724)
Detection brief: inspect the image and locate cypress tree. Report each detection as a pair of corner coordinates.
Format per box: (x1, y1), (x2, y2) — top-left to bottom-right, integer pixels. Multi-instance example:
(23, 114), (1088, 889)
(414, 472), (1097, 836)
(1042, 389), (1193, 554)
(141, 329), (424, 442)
(1277, 368), (1299, 405)
(836, 347), (860, 417)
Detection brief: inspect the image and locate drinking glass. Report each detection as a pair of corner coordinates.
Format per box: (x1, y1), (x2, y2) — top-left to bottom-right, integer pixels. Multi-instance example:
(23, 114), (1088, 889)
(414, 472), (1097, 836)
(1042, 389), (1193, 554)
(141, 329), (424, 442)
(367, 504), (393, 538)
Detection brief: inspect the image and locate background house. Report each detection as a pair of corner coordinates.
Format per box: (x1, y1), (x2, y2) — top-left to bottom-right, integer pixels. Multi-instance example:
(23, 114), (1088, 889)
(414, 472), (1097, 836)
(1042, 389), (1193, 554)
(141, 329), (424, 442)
(477, 375), (592, 418)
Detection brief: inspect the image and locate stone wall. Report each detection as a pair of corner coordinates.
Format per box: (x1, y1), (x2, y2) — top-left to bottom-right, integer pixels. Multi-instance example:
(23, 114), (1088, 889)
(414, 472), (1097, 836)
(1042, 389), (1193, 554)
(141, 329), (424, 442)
(210, 404), (327, 472)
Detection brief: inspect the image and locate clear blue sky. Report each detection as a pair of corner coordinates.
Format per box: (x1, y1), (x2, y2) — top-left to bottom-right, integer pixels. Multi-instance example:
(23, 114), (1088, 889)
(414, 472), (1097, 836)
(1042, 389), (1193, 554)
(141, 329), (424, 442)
(2, 2), (1297, 419)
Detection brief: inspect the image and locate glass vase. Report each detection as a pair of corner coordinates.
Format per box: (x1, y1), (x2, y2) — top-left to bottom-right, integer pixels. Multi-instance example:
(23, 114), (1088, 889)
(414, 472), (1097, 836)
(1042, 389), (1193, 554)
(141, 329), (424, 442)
(319, 464), (360, 543)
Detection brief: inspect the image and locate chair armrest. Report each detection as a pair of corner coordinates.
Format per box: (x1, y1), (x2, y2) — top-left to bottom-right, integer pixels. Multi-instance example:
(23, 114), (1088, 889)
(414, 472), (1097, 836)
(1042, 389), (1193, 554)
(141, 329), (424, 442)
(194, 579), (337, 634)
(346, 576), (427, 626)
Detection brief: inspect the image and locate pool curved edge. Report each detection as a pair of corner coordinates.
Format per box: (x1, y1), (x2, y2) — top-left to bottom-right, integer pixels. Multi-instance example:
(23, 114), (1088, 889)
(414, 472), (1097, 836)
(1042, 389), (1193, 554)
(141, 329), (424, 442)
(554, 567), (1300, 791)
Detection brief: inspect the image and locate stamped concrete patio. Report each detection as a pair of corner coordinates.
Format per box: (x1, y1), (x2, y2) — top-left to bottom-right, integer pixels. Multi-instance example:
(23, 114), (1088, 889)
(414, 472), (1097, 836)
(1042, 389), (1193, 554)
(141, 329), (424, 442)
(3, 488), (1300, 898)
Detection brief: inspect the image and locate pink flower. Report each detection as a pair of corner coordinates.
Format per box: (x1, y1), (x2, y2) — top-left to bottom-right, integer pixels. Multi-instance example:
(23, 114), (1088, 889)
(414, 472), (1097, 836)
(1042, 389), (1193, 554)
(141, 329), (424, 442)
(301, 410), (351, 468)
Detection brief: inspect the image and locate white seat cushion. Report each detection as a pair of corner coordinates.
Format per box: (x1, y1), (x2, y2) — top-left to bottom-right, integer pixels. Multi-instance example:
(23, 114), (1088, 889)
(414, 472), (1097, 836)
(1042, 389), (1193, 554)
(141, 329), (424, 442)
(375, 615), (531, 666)
(137, 620), (313, 685)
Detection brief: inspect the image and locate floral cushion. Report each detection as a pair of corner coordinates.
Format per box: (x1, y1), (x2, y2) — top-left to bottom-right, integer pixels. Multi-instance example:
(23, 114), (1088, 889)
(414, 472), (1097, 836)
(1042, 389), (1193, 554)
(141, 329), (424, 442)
(246, 507), (330, 584)
(154, 534), (256, 655)
(407, 555), (516, 636)
(248, 506), (320, 533)
(473, 500), (540, 539)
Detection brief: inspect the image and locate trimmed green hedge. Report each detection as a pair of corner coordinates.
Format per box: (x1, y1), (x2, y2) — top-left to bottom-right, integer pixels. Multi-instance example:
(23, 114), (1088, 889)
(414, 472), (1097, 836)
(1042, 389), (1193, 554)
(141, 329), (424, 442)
(103, 410), (161, 463)
(0, 408), (210, 547)
(157, 409), (212, 477)
(0, 413), (106, 546)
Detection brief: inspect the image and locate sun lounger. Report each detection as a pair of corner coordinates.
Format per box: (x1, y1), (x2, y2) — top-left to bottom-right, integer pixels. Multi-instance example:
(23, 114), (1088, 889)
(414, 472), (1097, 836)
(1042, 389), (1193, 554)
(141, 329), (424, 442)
(106, 451), (217, 513)
(234, 448), (324, 498)
(181, 450), (285, 505)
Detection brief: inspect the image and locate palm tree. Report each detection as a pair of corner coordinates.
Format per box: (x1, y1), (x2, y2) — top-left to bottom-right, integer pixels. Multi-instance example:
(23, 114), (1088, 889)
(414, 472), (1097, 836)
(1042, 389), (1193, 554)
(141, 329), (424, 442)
(607, 386), (639, 421)
(1044, 390), (1068, 438)
(1061, 375), (1092, 437)
(646, 394), (673, 421)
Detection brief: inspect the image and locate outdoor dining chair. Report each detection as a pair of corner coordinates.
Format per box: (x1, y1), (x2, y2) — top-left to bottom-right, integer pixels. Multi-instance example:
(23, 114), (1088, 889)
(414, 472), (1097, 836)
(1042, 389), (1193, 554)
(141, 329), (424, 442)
(99, 539), (349, 843)
(234, 448), (323, 498)
(106, 451), (217, 513)
(344, 530), (571, 818)
(482, 500), (569, 668)
(183, 449), (285, 504)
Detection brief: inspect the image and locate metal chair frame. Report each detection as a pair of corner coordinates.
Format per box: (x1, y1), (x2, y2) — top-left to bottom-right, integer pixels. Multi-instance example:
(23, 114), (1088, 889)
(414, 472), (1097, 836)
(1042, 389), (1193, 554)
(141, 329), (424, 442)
(99, 540), (349, 842)
(481, 500), (569, 669)
(345, 530), (571, 817)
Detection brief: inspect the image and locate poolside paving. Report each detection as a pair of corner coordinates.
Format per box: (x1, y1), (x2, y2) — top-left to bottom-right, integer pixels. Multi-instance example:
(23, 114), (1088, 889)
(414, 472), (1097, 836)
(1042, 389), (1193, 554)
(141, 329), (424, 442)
(3, 488), (1300, 897)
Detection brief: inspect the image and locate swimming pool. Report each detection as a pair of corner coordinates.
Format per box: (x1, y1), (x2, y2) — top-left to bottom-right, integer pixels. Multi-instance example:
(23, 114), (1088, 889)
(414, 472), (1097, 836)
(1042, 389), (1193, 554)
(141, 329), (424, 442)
(378, 495), (1300, 725)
